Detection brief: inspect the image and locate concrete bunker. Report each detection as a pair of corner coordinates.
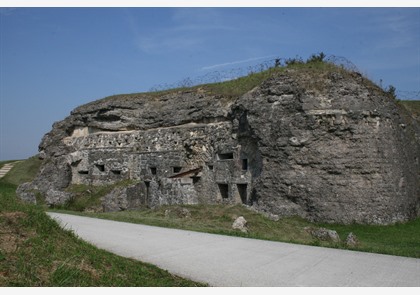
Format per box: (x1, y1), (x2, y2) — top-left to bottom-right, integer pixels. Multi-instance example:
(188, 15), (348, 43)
(60, 119), (256, 209)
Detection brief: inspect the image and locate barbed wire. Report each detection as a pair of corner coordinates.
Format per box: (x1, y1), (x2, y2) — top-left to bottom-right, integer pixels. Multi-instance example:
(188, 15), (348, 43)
(149, 55), (420, 100)
(148, 58), (277, 92)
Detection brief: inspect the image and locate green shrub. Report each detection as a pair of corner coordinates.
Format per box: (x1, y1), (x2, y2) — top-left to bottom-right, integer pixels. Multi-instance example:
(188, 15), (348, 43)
(386, 85), (397, 100)
(307, 52), (326, 63)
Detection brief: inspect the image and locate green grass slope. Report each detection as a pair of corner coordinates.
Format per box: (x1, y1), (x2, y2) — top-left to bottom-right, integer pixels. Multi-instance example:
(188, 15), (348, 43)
(400, 100), (420, 121)
(1, 157), (42, 186)
(0, 158), (204, 286)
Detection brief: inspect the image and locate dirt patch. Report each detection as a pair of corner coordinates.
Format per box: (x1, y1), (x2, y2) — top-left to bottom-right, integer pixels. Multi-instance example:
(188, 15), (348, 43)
(78, 259), (101, 280)
(0, 211), (34, 254)
(0, 233), (22, 253)
(52, 258), (101, 280)
(0, 212), (27, 223)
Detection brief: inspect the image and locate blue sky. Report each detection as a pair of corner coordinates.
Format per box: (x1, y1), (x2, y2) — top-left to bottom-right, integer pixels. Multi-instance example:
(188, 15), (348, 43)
(0, 7), (419, 160)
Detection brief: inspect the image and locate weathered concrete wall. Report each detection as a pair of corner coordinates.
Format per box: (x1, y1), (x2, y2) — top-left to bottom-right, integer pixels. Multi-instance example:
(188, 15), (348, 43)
(18, 67), (420, 224)
(51, 119), (253, 208)
(231, 71), (419, 224)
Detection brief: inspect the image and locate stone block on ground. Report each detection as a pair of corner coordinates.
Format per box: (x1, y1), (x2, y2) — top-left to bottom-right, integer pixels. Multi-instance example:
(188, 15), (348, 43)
(232, 216), (248, 233)
(345, 232), (359, 247)
(307, 227), (341, 242)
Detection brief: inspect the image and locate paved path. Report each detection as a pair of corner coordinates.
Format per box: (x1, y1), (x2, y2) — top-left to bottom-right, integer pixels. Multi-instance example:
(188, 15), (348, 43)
(47, 212), (420, 287)
(0, 162), (16, 178)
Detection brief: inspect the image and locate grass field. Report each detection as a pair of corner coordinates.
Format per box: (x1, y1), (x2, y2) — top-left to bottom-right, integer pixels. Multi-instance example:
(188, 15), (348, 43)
(0, 160), (19, 170)
(400, 100), (420, 120)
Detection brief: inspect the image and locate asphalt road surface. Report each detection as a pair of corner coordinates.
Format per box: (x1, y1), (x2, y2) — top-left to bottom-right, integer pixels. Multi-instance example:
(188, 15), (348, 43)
(47, 212), (420, 287)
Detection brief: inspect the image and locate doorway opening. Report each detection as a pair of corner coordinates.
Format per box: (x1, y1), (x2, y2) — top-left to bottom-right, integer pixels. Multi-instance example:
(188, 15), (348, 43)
(218, 183), (229, 199)
(237, 184), (247, 204)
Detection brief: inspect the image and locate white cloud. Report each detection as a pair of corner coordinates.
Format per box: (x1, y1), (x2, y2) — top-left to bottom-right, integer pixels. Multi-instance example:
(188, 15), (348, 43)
(124, 8), (235, 54)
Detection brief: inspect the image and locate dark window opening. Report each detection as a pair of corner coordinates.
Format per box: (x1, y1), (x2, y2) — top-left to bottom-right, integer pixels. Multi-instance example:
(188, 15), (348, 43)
(144, 181), (151, 206)
(218, 183), (229, 199)
(111, 170), (121, 175)
(218, 152), (234, 160)
(78, 170), (89, 175)
(95, 164), (105, 172)
(144, 181), (150, 206)
(208, 165), (213, 171)
(237, 184), (247, 204)
(250, 188), (258, 206)
(192, 177), (200, 184)
(242, 159), (248, 171)
(173, 166), (182, 173)
(71, 160), (82, 167)
(150, 167), (157, 175)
